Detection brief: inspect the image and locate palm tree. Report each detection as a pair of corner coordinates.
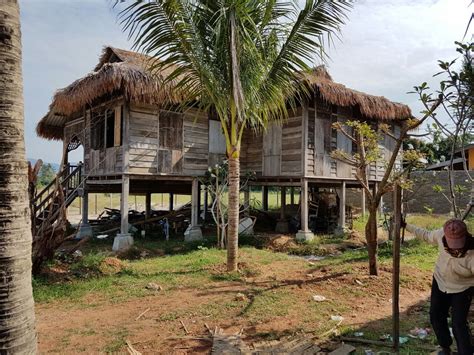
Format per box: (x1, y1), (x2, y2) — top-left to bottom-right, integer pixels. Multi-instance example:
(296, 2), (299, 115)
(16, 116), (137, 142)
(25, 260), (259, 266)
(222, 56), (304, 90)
(118, 0), (351, 271)
(0, 0), (37, 352)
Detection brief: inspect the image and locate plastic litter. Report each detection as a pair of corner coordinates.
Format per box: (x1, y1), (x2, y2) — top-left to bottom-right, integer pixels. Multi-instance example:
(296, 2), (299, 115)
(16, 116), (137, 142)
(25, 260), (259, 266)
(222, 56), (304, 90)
(73, 250), (82, 257)
(364, 350), (375, 355)
(387, 336), (409, 344)
(330, 315), (344, 322)
(96, 234), (108, 239)
(312, 295), (326, 302)
(409, 327), (429, 339)
(304, 255), (326, 262)
(354, 332), (364, 337)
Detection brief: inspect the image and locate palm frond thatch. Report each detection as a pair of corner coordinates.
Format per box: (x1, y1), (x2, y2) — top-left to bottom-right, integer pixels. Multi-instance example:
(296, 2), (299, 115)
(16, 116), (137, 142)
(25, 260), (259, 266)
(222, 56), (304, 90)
(37, 47), (411, 140)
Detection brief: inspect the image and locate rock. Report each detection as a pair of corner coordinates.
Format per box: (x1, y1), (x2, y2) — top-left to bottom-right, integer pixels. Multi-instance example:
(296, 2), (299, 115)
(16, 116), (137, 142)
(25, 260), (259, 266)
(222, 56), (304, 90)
(312, 295), (327, 302)
(145, 282), (163, 291)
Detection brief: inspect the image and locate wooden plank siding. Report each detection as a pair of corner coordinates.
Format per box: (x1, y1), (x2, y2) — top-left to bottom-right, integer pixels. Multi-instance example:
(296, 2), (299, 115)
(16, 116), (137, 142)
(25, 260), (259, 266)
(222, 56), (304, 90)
(240, 129), (263, 175)
(263, 123), (282, 176)
(129, 104), (159, 174)
(281, 109), (303, 176)
(310, 98), (336, 177)
(128, 104), (209, 176)
(183, 108), (209, 176)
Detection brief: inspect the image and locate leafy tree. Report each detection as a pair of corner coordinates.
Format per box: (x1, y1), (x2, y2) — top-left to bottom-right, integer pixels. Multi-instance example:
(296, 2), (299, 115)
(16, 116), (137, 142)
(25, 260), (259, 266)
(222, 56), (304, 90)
(331, 105), (440, 275)
(413, 41), (474, 216)
(117, 0), (351, 271)
(37, 163), (56, 188)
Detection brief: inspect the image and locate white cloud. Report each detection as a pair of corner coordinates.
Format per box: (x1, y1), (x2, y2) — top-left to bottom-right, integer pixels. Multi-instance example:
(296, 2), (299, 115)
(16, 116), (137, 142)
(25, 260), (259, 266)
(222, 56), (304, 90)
(21, 0), (473, 163)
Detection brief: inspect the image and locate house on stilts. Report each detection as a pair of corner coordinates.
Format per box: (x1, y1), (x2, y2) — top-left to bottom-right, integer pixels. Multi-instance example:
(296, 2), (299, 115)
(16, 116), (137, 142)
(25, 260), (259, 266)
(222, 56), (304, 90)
(35, 46), (411, 250)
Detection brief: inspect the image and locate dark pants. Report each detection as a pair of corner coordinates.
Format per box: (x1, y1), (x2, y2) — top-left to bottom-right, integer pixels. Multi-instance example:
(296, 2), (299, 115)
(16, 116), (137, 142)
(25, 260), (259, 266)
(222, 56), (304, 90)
(430, 278), (473, 354)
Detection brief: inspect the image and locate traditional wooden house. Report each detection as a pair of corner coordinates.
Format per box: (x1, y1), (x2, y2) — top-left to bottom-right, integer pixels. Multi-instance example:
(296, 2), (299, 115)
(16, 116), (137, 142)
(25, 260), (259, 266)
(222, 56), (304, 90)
(36, 46), (411, 249)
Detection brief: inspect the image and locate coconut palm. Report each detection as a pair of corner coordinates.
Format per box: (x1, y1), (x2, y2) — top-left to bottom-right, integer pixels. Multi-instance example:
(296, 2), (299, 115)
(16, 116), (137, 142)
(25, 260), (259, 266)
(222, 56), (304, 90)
(0, 0), (37, 352)
(118, 0), (351, 271)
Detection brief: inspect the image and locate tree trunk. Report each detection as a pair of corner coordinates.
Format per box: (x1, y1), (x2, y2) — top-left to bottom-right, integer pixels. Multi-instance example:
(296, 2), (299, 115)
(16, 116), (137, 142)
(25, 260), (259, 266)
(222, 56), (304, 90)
(227, 154), (240, 271)
(365, 207), (379, 276)
(0, 1), (37, 353)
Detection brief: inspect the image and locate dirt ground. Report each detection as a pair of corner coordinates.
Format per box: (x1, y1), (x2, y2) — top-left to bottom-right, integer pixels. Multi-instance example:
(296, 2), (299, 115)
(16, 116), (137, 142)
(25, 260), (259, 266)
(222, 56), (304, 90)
(35, 251), (433, 353)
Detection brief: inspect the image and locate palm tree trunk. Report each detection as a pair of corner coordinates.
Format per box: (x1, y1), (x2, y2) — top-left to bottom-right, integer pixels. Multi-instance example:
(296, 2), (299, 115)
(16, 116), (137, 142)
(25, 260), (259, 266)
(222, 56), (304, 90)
(365, 207), (379, 276)
(226, 154), (240, 271)
(0, 1), (37, 352)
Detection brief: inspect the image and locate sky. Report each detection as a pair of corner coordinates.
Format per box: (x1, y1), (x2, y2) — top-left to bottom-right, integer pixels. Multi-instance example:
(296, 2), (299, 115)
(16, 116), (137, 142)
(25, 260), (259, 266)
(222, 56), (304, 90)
(20, 0), (473, 163)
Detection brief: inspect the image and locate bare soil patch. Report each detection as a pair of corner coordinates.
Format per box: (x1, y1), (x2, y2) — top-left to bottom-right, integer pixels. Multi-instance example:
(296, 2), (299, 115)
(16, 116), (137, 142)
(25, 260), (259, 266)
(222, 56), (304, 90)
(36, 252), (432, 353)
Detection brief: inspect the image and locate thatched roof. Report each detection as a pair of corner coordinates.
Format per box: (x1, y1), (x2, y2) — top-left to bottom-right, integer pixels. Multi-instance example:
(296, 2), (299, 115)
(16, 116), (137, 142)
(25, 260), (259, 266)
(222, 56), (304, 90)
(37, 47), (411, 140)
(302, 66), (411, 121)
(37, 47), (181, 140)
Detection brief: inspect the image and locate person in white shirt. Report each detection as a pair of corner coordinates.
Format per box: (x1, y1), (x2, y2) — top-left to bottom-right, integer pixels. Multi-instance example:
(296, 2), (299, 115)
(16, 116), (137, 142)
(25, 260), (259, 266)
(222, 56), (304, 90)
(404, 219), (473, 355)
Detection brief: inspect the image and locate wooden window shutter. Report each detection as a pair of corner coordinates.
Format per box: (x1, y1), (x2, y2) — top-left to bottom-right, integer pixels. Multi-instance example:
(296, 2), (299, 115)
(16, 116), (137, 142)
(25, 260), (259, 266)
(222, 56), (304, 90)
(114, 106), (121, 147)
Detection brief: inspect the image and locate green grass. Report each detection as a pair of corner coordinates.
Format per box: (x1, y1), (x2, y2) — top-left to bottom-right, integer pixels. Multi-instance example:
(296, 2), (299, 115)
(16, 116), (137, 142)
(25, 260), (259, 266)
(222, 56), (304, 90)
(35, 227), (446, 353)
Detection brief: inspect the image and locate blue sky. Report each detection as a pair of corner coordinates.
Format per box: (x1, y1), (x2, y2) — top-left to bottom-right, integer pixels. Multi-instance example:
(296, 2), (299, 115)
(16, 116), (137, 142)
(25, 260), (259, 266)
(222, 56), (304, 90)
(21, 0), (472, 163)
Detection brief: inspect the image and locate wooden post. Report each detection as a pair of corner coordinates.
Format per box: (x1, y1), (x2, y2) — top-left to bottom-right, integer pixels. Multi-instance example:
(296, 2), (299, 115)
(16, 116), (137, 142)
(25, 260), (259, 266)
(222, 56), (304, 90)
(134, 195), (137, 211)
(191, 179), (199, 227)
(361, 188), (366, 217)
(197, 182), (202, 223)
(169, 193), (174, 211)
(244, 186), (250, 217)
(120, 175), (130, 235)
(110, 193), (113, 209)
(112, 103), (133, 251)
(280, 186), (286, 220)
(145, 193), (152, 219)
(82, 190), (89, 224)
(290, 187), (295, 205)
(262, 186), (269, 211)
(185, 178), (203, 241)
(94, 194), (97, 216)
(203, 187), (209, 222)
(392, 184), (402, 353)
(339, 181), (346, 229)
(296, 179), (314, 241)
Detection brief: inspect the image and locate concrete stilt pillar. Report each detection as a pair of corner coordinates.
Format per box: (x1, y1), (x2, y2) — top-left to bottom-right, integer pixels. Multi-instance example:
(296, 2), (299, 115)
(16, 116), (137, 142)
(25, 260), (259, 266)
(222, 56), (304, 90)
(276, 186), (289, 233)
(296, 179), (314, 241)
(262, 186), (269, 211)
(185, 178), (203, 242)
(113, 175), (133, 251)
(145, 192), (152, 219)
(77, 186), (92, 239)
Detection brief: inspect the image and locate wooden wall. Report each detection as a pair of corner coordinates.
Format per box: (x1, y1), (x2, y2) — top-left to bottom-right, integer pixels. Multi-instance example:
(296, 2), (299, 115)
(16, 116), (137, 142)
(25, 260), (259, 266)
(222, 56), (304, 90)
(240, 129), (263, 175)
(305, 98), (401, 181)
(127, 104), (209, 176)
(240, 108), (303, 177)
(76, 98), (401, 181)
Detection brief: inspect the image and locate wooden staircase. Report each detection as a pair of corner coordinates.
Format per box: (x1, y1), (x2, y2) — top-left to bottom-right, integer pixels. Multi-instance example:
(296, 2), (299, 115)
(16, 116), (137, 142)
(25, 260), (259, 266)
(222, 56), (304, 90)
(32, 163), (83, 235)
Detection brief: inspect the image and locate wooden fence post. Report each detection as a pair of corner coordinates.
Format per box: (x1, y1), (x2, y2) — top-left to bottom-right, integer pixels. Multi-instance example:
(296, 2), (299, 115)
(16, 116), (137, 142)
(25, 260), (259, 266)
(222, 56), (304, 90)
(392, 184), (402, 352)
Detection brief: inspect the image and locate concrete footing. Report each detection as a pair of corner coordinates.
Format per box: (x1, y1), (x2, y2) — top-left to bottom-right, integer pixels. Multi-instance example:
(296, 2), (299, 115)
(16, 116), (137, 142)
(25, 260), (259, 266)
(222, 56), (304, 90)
(184, 225), (203, 242)
(76, 222), (93, 239)
(112, 233), (134, 251)
(275, 220), (289, 233)
(296, 230), (314, 242)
